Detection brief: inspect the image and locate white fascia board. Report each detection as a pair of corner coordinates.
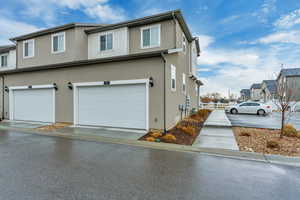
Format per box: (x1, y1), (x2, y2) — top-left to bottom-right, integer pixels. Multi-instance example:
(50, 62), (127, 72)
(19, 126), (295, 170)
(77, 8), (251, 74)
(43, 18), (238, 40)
(9, 84), (55, 90)
(167, 48), (183, 54)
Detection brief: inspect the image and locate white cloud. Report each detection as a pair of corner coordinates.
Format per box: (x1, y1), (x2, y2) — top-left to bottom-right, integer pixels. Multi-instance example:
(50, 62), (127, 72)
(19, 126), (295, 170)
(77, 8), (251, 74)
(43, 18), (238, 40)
(258, 31), (300, 44)
(274, 9), (300, 29)
(198, 34), (214, 49)
(20, 0), (126, 24)
(197, 33), (300, 97)
(84, 4), (125, 22)
(0, 17), (41, 45)
(198, 48), (259, 66)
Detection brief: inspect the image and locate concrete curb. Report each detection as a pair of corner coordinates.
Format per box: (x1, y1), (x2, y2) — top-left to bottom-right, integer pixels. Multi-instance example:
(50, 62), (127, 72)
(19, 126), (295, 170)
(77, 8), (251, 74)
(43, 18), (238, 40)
(0, 125), (299, 167)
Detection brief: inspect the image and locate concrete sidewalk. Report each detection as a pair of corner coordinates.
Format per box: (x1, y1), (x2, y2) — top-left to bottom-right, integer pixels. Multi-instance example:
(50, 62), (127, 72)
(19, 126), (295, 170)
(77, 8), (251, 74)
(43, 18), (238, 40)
(193, 110), (238, 150)
(204, 110), (232, 127)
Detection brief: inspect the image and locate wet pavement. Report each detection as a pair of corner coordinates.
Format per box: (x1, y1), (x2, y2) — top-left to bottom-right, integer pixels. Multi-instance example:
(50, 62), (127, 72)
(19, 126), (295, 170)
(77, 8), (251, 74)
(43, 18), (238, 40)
(0, 129), (299, 200)
(227, 112), (300, 130)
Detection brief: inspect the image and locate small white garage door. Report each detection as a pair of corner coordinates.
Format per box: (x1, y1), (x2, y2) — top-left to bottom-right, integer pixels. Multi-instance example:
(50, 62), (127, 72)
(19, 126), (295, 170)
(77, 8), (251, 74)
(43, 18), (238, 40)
(10, 88), (55, 123)
(75, 83), (148, 130)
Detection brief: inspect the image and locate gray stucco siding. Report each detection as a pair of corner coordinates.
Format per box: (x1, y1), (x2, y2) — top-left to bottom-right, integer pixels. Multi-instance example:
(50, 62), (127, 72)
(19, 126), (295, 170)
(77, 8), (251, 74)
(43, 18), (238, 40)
(17, 27), (89, 68)
(3, 57), (165, 129)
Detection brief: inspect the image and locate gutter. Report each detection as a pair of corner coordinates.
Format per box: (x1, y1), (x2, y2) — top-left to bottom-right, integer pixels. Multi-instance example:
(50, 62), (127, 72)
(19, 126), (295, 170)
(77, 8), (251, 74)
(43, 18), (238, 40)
(0, 50), (168, 75)
(161, 52), (167, 134)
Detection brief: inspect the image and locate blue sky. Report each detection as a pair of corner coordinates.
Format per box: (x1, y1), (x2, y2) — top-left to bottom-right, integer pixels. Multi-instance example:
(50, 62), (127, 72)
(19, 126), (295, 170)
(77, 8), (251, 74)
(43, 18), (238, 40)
(1, 0), (300, 97)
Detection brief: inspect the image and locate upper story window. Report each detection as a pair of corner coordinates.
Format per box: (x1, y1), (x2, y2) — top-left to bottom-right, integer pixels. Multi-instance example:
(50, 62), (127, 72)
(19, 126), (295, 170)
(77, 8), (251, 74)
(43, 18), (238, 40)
(52, 32), (65, 53)
(182, 35), (186, 53)
(171, 64), (176, 91)
(23, 39), (34, 58)
(141, 24), (160, 49)
(0, 54), (8, 67)
(182, 73), (186, 94)
(100, 33), (113, 51)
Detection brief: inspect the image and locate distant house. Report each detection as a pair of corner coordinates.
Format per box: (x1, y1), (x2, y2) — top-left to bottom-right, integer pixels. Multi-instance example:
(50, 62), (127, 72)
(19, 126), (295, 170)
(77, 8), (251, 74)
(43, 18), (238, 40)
(240, 89), (250, 101)
(250, 83), (262, 101)
(276, 68), (300, 101)
(261, 80), (277, 102)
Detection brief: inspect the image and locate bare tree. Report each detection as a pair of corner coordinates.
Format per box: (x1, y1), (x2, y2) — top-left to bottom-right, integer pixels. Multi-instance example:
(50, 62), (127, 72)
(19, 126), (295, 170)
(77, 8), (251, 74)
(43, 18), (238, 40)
(274, 76), (298, 138)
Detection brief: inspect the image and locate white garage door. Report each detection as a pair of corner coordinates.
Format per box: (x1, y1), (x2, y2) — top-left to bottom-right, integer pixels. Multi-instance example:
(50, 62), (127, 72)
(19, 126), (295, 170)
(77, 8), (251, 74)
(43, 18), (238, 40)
(76, 83), (147, 129)
(10, 88), (55, 123)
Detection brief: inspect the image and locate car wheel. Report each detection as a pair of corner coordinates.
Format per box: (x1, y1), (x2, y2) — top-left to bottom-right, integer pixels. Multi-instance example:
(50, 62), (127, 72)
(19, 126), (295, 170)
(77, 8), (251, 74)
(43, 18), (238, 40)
(231, 108), (238, 114)
(257, 109), (265, 116)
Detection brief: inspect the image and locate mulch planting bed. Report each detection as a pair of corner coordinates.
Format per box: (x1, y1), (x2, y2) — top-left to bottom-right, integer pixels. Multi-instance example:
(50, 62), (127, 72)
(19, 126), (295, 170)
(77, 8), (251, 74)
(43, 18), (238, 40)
(139, 109), (212, 146)
(36, 122), (72, 131)
(233, 127), (300, 157)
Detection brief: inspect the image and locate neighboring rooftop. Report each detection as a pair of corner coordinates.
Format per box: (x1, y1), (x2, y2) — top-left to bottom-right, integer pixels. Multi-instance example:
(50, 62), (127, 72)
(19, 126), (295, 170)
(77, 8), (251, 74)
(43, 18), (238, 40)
(0, 45), (16, 53)
(240, 89), (250, 97)
(262, 80), (277, 94)
(278, 68), (300, 78)
(250, 83), (261, 89)
(10, 23), (106, 41)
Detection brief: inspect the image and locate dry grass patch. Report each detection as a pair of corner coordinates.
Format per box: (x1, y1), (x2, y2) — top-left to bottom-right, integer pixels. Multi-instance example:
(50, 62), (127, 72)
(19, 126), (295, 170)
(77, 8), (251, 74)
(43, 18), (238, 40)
(233, 127), (300, 156)
(37, 122), (72, 131)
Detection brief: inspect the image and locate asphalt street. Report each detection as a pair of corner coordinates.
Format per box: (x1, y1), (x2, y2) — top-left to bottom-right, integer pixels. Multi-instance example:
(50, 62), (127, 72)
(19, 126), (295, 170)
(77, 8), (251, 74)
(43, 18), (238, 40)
(227, 112), (300, 130)
(0, 129), (299, 200)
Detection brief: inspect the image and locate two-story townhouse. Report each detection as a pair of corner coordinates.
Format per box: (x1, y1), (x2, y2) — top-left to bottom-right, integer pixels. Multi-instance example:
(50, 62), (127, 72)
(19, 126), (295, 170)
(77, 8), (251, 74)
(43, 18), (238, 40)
(276, 68), (300, 101)
(250, 83), (262, 101)
(0, 10), (202, 132)
(260, 80), (277, 102)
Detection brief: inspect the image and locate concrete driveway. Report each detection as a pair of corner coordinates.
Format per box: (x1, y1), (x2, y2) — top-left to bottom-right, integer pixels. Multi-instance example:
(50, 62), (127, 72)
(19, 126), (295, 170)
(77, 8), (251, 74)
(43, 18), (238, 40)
(227, 112), (300, 130)
(0, 129), (299, 200)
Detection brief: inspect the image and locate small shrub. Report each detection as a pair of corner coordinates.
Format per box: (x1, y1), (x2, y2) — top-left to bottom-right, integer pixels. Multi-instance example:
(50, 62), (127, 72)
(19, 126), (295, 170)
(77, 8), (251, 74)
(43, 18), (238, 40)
(197, 109), (211, 119)
(297, 132), (300, 138)
(162, 134), (176, 142)
(146, 137), (156, 142)
(190, 108), (198, 115)
(283, 124), (298, 137)
(267, 140), (280, 149)
(181, 126), (196, 136)
(239, 130), (251, 137)
(150, 132), (162, 138)
(182, 118), (199, 124)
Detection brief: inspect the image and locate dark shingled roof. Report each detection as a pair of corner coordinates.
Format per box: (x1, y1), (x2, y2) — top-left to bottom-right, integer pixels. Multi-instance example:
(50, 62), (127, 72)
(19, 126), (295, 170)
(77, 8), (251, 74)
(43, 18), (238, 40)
(0, 45), (16, 53)
(240, 89), (250, 97)
(262, 80), (277, 94)
(250, 83), (261, 89)
(280, 68), (300, 77)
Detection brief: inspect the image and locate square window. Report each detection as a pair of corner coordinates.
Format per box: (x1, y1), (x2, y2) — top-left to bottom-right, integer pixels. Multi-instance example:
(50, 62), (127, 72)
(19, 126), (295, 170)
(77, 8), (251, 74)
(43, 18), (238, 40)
(141, 24), (160, 48)
(0, 54), (8, 67)
(52, 32), (65, 53)
(23, 39), (34, 58)
(99, 33), (113, 51)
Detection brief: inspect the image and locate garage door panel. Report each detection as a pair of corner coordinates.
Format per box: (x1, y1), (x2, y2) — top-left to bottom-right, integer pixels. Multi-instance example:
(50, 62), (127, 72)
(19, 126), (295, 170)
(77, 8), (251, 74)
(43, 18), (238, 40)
(12, 89), (54, 123)
(77, 84), (147, 129)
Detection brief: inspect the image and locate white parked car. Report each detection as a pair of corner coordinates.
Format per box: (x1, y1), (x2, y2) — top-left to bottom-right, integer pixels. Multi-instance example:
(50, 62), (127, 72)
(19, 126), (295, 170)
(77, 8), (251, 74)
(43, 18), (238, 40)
(225, 102), (272, 115)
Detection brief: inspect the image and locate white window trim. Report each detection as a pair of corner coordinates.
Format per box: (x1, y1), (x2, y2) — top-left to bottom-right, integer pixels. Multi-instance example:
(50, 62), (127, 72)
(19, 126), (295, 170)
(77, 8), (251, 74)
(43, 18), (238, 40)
(0, 53), (9, 67)
(72, 79), (150, 131)
(182, 34), (186, 54)
(182, 73), (186, 94)
(8, 84), (56, 123)
(171, 64), (176, 92)
(140, 24), (161, 49)
(23, 39), (35, 59)
(51, 32), (66, 54)
(98, 32), (114, 52)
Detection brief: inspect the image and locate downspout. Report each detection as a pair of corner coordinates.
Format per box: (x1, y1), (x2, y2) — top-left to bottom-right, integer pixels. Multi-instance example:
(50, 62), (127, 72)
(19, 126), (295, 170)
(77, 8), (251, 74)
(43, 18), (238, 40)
(197, 84), (200, 109)
(1, 75), (4, 120)
(161, 52), (167, 134)
(172, 11), (177, 49)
